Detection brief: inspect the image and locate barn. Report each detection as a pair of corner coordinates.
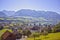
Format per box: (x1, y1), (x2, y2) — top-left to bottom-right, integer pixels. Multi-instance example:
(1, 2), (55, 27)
(1, 30), (16, 40)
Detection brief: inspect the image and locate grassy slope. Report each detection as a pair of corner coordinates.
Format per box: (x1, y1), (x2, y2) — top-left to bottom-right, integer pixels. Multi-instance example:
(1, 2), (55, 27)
(27, 32), (60, 40)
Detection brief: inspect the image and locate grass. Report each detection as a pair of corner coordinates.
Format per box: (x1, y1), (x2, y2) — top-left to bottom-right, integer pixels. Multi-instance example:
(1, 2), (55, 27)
(27, 32), (60, 40)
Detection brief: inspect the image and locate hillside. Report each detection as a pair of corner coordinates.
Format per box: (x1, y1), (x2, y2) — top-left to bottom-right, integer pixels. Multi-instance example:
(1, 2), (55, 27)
(2, 10), (15, 16)
(27, 32), (60, 40)
(13, 9), (60, 24)
(0, 12), (7, 17)
(0, 9), (60, 24)
(13, 9), (60, 20)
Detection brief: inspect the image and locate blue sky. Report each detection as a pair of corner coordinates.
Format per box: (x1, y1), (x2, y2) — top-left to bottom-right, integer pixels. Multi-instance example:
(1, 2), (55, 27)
(0, 0), (60, 14)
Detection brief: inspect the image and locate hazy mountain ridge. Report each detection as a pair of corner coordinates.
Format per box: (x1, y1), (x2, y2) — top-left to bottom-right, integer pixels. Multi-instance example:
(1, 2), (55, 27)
(2, 10), (15, 16)
(13, 9), (60, 20)
(0, 9), (60, 24)
(0, 12), (7, 17)
(0, 9), (60, 18)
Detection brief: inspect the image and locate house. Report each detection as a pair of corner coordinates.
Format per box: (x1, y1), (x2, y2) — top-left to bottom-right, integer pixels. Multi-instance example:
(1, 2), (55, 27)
(12, 28), (22, 39)
(1, 30), (16, 40)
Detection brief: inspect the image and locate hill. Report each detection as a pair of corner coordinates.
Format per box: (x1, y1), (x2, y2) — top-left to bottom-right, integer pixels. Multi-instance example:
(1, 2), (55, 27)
(2, 10), (15, 16)
(0, 12), (7, 17)
(13, 9), (60, 19)
(0, 9), (60, 24)
(13, 9), (60, 24)
(27, 32), (60, 40)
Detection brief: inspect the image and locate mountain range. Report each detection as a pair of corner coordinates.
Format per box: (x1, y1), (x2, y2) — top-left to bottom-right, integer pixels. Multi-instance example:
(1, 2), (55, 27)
(13, 9), (60, 20)
(0, 9), (60, 24)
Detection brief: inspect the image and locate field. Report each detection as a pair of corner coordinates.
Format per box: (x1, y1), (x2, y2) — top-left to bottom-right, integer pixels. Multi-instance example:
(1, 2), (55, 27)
(27, 32), (60, 40)
(0, 29), (60, 40)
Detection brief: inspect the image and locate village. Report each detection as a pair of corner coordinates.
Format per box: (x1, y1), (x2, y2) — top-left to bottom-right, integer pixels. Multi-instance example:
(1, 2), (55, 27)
(0, 22), (58, 40)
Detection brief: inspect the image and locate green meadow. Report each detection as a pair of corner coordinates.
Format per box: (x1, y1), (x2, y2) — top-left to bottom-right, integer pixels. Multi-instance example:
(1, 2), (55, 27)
(27, 32), (60, 40)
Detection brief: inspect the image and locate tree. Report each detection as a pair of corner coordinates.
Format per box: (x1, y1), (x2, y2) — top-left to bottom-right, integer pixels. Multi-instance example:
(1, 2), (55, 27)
(26, 30), (31, 37)
(47, 25), (52, 33)
(22, 30), (31, 37)
(0, 26), (3, 30)
(52, 23), (60, 33)
(32, 32), (40, 40)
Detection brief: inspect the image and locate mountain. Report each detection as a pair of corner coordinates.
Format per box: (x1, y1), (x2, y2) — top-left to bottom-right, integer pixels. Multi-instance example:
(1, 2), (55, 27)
(13, 9), (38, 17)
(2, 10), (15, 16)
(13, 9), (60, 24)
(13, 9), (60, 20)
(0, 9), (60, 24)
(0, 12), (7, 17)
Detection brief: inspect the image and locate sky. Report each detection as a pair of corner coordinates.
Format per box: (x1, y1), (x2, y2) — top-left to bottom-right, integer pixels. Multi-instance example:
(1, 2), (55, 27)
(0, 0), (60, 14)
